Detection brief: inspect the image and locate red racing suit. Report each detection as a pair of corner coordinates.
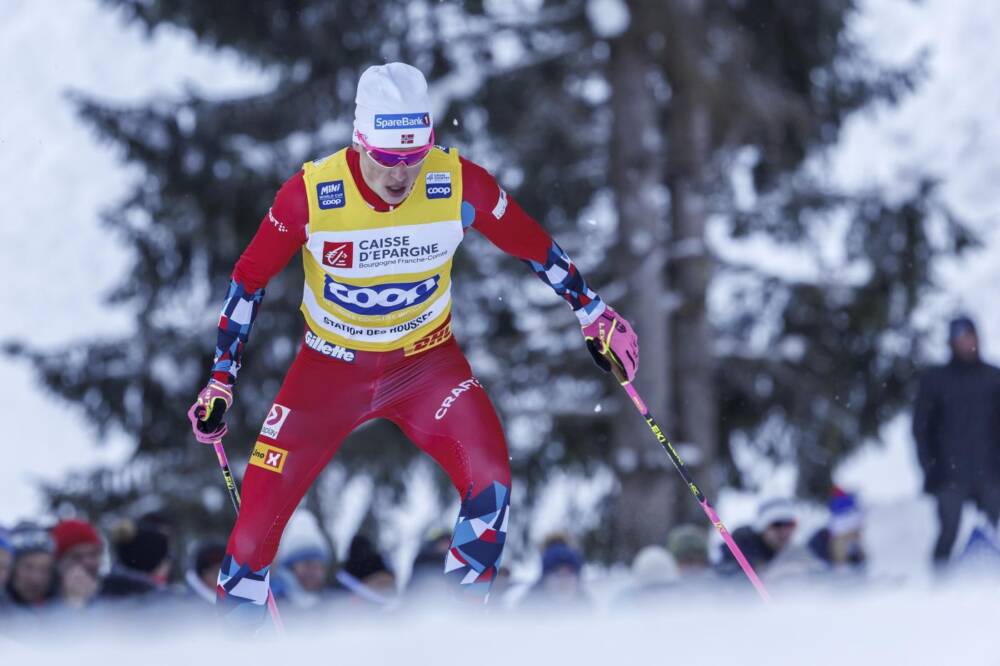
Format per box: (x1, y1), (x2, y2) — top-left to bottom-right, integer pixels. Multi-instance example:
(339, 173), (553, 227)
(214, 147), (605, 618)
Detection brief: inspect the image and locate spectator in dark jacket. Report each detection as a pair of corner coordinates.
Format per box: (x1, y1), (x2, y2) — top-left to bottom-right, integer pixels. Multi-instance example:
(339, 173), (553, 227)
(100, 519), (171, 600)
(332, 534), (397, 610)
(716, 498), (797, 578)
(912, 315), (1000, 566)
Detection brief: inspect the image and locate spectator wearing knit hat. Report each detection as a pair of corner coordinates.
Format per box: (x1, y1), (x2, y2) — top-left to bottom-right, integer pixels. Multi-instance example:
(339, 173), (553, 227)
(274, 533), (334, 610)
(4, 522), (56, 614)
(808, 489), (866, 573)
(614, 545), (680, 608)
(51, 519), (104, 610)
(520, 537), (591, 609)
(0, 528), (14, 608)
(99, 519), (171, 601)
(716, 498), (797, 578)
(667, 524), (710, 576)
(332, 534), (397, 610)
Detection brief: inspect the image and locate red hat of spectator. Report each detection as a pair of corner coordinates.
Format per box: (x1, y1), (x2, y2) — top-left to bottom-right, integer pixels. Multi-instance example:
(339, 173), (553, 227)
(51, 519), (101, 559)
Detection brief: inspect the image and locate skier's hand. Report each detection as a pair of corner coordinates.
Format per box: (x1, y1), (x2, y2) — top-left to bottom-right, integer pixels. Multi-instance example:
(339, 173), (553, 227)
(582, 304), (639, 383)
(187, 379), (233, 444)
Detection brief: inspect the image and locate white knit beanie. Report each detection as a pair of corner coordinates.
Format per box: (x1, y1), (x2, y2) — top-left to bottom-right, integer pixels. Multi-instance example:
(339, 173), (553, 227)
(353, 62), (433, 150)
(755, 497), (797, 531)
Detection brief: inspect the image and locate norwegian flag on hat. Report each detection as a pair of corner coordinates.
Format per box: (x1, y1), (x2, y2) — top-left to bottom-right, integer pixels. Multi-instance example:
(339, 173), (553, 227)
(401, 133), (414, 144)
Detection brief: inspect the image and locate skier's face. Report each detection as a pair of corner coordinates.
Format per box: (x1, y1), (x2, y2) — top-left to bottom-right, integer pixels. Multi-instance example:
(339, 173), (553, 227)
(356, 145), (424, 206)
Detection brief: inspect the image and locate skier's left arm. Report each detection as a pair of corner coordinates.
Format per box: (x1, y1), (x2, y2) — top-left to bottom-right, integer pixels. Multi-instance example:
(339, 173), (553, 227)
(461, 157), (639, 381)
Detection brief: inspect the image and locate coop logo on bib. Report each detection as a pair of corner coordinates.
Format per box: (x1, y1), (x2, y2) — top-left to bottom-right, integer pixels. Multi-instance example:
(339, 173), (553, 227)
(316, 180), (346, 209)
(425, 172), (452, 199)
(324, 274), (440, 315)
(260, 403), (292, 440)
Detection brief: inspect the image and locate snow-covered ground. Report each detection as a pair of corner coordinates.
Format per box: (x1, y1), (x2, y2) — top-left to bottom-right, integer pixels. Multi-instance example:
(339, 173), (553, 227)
(3, 583), (999, 665)
(2, 0), (1000, 591)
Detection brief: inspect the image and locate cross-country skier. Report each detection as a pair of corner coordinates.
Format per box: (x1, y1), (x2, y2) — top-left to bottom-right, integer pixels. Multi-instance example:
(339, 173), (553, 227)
(187, 62), (639, 623)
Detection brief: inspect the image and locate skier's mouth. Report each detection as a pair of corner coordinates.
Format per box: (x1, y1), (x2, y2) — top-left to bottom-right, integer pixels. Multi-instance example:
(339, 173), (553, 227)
(386, 184), (407, 197)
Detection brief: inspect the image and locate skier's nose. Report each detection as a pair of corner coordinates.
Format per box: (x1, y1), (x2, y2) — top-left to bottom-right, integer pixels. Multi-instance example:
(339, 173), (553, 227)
(388, 163), (408, 181)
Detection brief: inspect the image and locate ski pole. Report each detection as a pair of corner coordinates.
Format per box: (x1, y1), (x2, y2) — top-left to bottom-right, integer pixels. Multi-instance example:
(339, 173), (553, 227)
(614, 375), (772, 602)
(210, 439), (286, 632)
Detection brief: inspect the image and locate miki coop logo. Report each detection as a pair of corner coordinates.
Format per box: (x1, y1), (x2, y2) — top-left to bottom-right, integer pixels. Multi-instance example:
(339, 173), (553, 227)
(316, 180), (346, 210)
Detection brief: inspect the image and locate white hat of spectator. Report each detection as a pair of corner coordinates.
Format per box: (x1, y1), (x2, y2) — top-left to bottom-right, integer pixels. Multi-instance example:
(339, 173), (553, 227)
(755, 497), (797, 531)
(631, 545), (679, 586)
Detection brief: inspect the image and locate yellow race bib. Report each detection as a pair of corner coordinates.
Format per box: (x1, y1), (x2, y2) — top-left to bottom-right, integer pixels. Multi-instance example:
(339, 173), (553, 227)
(299, 147), (464, 352)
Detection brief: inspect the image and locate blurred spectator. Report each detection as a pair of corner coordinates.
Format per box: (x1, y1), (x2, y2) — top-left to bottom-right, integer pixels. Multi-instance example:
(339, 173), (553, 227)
(716, 498), (797, 577)
(615, 545), (679, 607)
(807, 488), (866, 573)
(275, 533), (333, 609)
(184, 539), (226, 605)
(0, 527), (13, 605)
(100, 519), (171, 600)
(912, 314), (1000, 567)
(666, 524), (710, 576)
(51, 519), (103, 610)
(520, 539), (590, 609)
(5, 523), (56, 613)
(490, 565), (513, 604)
(333, 534), (397, 609)
(405, 528), (452, 601)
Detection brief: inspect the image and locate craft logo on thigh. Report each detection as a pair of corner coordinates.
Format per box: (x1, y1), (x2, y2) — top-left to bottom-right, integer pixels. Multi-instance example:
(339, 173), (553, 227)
(260, 403), (292, 439)
(435, 377), (483, 420)
(249, 441), (289, 474)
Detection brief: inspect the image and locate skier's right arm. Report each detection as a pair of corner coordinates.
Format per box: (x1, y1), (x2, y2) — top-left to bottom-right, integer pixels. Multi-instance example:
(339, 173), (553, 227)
(188, 172), (309, 443)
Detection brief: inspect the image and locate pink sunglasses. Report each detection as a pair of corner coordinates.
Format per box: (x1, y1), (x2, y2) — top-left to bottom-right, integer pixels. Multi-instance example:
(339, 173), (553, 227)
(356, 129), (435, 168)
